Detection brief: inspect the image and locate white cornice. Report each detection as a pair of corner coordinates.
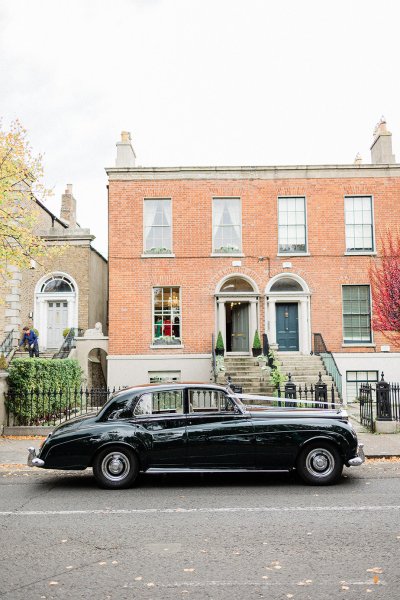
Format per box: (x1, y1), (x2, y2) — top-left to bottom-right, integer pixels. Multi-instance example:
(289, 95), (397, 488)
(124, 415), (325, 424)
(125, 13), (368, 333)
(105, 163), (400, 181)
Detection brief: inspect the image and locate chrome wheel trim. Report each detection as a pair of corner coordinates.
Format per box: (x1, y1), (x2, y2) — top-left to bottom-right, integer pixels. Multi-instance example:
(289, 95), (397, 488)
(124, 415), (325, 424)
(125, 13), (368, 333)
(305, 448), (335, 478)
(101, 452), (131, 482)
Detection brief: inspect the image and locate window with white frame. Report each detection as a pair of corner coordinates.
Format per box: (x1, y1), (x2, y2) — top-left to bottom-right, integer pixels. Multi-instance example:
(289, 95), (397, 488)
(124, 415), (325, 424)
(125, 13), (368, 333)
(346, 371), (378, 402)
(278, 197), (307, 253)
(342, 285), (372, 343)
(345, 196), (374, 252)
(144, 198), (172, 254)
(212, 198), (241, 253)
(149, 371), (181, 384)
(153, 287), (181, 345)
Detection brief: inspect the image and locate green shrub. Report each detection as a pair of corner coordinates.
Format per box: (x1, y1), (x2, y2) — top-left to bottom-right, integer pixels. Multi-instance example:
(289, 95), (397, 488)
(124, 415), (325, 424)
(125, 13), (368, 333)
(215, 331), (225, 351)
(6, 359), (83, 424)
(252, 330), (261, 349)
(0, 353), (8, 370)
(63, 327), (74, 338)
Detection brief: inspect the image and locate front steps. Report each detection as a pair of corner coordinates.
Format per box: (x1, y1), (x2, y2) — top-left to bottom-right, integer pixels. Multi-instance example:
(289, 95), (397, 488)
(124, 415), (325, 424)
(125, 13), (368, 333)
(10, 349), (56, 361)
(276, 352), (337, 393)
(218, 353), (339, 399)
(219, 356), (275, 395)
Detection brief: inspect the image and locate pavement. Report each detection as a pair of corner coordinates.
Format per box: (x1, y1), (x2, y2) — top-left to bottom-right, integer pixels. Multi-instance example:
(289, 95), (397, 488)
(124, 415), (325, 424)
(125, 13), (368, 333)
(0, 415), (399, 467)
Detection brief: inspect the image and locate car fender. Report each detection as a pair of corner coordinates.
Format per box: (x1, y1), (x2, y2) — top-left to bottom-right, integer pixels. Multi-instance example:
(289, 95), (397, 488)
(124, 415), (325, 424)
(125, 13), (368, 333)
(297, 432), (350, 459)
(89, 439), (144, 468)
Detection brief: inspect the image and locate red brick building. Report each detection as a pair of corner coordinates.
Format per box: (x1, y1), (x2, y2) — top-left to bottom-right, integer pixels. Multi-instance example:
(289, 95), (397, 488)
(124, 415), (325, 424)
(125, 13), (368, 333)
(106, 124), (400, 401)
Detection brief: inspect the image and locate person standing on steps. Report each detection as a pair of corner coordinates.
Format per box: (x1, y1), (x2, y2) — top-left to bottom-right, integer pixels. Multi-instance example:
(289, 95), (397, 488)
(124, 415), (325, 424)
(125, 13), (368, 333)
(19, 326), (39, 358)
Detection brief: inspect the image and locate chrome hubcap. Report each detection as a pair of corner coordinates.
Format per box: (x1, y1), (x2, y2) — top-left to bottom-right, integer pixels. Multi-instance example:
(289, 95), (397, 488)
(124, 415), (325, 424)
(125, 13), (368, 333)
(101, 452), (130, 481)
(306, 448), (334, 478)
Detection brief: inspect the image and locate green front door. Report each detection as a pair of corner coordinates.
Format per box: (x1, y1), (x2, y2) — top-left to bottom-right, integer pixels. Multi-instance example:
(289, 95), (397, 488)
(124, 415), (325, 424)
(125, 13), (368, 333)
(276, 303), (299, 351)
(231, 302), (249, 352)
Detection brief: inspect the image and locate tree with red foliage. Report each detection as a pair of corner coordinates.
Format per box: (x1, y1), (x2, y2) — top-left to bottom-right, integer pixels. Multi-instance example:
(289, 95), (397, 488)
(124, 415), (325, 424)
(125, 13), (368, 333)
(369, 231), (400, 343)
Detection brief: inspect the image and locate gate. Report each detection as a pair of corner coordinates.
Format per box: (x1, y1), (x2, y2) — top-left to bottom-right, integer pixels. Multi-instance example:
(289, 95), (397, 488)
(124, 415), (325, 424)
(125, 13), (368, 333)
(359, 383), (374, 432)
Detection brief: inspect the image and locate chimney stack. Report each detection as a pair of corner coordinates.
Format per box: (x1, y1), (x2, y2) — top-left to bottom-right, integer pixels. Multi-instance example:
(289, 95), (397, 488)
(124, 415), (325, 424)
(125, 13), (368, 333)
(115, 131), (136, 167)
(60, 184), (77, 227)
(370, 117), (396, 164)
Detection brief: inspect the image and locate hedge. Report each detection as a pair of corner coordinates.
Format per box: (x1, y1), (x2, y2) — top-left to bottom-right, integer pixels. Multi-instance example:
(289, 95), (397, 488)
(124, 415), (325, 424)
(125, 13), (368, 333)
(6, 359), (83, 424)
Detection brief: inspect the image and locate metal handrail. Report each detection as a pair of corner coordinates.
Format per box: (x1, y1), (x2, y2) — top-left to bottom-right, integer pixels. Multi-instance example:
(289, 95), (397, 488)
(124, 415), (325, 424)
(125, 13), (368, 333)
(0, 330), (14, 357)
(52, 327), (83, 359)
(313, 333), (342, 399)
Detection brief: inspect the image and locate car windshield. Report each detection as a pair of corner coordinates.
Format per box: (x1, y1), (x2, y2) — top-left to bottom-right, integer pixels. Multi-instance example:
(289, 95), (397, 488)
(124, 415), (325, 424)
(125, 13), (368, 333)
(226, 392), (245, 412)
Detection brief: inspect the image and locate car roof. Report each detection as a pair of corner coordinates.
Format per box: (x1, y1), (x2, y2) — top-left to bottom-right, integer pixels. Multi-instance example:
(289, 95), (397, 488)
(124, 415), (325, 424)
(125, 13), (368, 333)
(113, 382), (229, 396)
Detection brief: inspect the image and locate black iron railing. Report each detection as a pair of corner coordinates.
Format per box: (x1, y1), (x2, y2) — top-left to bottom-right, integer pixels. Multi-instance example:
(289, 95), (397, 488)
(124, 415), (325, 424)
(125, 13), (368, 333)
(389, 382), (400, 422)
(359, 383), (374, 432)
(313, 333), (342, 399)
(276, 374), (339, 409)
(0, 330), (14, 357)
(52, 328), (84, 359)
(6, 386), (118, 427)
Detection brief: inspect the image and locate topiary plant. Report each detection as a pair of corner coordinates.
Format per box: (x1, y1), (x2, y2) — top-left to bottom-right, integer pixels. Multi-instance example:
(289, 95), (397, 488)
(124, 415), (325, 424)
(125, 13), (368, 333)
(252, 330), (261, 349)
(252, 330), (262, 357)
(215, 331), (225, 355)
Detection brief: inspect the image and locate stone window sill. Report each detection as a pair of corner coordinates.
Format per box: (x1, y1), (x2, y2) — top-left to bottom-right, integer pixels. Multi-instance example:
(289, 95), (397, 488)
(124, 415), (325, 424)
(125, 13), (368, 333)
(150, 344), (184, 349)
(211, 253), (245, 258)
(344, 251), (377, 256)
(277, 252), (310, 257)
(342, 343), (376, 348)
(141, 253), (175, 258)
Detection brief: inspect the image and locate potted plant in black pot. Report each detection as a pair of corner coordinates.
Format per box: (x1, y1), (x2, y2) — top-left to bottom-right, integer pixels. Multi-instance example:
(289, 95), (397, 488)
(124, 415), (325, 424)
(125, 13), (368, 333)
(252, 330), (262, 357)
(215, 331), (225, 356)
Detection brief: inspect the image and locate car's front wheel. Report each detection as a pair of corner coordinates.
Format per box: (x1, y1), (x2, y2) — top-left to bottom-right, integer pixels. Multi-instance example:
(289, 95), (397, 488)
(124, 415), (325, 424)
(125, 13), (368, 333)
(296, 442), (343, 485)
(93, 446), (139, 489)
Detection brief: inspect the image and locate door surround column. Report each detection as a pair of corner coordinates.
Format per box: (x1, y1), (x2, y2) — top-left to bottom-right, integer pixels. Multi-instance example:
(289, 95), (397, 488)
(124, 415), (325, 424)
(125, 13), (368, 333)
(265, 274), (311, 354)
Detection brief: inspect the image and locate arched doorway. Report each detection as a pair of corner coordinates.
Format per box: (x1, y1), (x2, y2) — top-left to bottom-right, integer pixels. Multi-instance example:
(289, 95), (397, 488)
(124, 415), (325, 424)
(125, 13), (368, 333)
(265, 274), (311, 353)
(88, 348), (108, 388)
(34, 273), (78, 349)
(215, 275), (259, 354)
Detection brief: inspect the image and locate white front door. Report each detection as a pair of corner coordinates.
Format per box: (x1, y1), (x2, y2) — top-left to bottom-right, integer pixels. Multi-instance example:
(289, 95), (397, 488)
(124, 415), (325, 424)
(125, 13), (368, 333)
(47, 301), (68, 348)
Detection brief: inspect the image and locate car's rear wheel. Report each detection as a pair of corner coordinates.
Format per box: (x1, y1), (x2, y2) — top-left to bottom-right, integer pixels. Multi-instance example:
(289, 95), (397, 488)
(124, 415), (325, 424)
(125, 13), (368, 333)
(296, 442), (343, 485)
(93, 446), (139, 489)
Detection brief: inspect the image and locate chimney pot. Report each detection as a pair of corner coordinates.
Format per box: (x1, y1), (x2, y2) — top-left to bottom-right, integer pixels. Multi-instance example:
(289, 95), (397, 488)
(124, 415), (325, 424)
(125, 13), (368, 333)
(116, 130), (136, 168)
(60, 183), (77, 227)
(370, 117), (395, 164)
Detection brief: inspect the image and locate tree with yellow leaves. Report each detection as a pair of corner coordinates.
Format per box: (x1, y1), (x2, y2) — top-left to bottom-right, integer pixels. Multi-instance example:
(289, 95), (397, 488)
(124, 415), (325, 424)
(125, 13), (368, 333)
(0, 119), (51, 283)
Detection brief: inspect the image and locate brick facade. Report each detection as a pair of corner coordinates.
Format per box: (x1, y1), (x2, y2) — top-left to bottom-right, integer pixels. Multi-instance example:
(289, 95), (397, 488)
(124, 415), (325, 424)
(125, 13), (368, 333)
(108, 174), (400, 352)
(106, 128), (400, 397)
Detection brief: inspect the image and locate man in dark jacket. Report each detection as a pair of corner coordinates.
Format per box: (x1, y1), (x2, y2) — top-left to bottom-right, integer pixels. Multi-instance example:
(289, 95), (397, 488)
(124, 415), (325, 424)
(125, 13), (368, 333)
(19, 327), (39, 358)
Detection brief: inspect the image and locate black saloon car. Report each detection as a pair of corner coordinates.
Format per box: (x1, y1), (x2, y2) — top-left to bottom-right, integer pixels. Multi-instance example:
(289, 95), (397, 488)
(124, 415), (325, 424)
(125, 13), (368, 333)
(27, 383), (364, 488)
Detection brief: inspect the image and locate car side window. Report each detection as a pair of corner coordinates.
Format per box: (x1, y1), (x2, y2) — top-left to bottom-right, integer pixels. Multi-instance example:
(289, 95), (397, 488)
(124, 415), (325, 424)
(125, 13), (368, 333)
(188, 389), (234, 413)
(134, 390), (184, 416)
(105, 396), (134, 420)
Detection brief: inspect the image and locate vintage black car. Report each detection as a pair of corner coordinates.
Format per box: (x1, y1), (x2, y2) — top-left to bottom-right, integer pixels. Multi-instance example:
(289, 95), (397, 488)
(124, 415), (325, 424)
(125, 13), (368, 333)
(27, 383), (364, 489)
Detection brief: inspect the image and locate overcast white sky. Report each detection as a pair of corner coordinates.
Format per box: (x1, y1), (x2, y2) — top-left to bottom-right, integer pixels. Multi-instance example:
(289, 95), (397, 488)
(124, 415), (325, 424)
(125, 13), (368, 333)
(1, 0), (400, 257)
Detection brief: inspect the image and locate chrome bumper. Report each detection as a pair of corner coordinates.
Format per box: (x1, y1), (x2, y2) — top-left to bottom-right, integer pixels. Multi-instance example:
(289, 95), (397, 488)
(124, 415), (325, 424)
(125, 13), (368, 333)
(347, 443), (365, 467)
(27, 447), (45, 468)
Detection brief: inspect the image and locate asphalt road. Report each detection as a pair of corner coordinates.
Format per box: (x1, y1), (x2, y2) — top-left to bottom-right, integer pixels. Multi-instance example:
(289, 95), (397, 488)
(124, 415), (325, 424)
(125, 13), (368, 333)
(1, 463), (400, 600)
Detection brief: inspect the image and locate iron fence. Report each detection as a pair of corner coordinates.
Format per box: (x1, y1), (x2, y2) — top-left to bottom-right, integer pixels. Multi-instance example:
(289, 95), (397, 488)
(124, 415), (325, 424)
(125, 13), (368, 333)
(276, 377), (340, 409)
(6, 386), (117, 427)
(389, 383), (400, 422)
(359, 383), (374, 432)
